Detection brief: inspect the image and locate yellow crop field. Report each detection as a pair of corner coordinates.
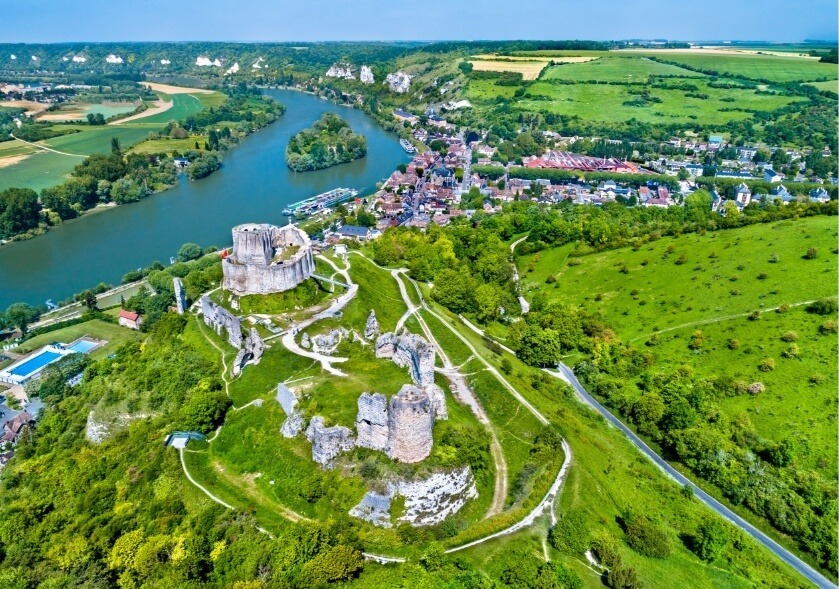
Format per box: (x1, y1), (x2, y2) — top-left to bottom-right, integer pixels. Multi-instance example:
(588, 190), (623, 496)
(469, 55), (599, 80)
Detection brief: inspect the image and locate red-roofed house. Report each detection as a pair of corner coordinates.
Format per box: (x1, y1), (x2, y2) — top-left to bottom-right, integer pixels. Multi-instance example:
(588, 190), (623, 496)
(118, 310), (142, 330)
(2, 412), (33, 445)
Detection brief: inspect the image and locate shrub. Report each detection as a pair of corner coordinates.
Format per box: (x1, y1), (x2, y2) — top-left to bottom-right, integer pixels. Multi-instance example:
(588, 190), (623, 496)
(819, 320), (838, 333)
(804, 247), (818, 259)
(748, 310), (760, 321)
(548, 510), (590, 555)
(545, 274), (556, 284)
(807, 298), (838, 316)
(177, 243), (203, 262)
(759, 358), (776, 372)
(768, 253), (780, 263)
(675, 254), (687, 265)
(607, 561), (640, 589)
(757, 272), (768, 280)
(809, 374), (826, 385)
(688, 330), (703, 350)
(692, 518), (729, 562)
(782, 344), (800, 358)
(727, 338), (740, 350)
(590, 532), (620, 568)
(776, 303), (790, 313)
(730, 289), (741, 296)
(567, 258), (582, 266)
(630, 289), (639, 296)
(748, 382), (765, 395)
(781, 331), (798, 342)
(729, 274), (739, 282)
(594, 293), (604, 302)
(624, 515), (671, 558)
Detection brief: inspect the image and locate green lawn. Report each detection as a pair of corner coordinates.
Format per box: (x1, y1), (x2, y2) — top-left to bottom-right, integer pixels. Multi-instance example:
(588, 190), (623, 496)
(542, 56), (706, 83)
(805, 79), (839, 92)
(13, 319), (141, 360)
(628, 52), (838, 82)
(519, 216), (838, 341)
(517, 79), (801, 125)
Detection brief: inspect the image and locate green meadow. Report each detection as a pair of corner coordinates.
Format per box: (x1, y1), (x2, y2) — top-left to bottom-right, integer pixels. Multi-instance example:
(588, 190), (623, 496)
(627, 52), (839, 82)
(541, 56), (706, 83)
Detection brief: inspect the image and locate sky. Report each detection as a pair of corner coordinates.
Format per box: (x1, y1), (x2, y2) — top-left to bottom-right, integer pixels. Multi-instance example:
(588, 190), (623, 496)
(3, 0), (837, 44)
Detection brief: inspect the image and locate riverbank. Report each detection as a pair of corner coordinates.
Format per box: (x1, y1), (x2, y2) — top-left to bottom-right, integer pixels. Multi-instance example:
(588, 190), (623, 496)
(0, 88), (407, 308)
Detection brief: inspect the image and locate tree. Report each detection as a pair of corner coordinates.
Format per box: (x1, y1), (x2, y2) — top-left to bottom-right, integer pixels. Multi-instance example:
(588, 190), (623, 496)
(83, 290), (99, 311)
(5, 302), (39, 335)
(0, 187), (42, 239)
(692, 518), (728, 562)
(177, 243), (203, 262)
(624, 515), (671, 558)
(111, 137), (121, 155)
(607, 562), (641, 589)
(179, 391), (231, 434)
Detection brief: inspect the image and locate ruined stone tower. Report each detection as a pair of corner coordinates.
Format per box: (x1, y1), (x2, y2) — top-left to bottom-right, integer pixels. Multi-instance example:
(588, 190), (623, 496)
(223, 223), (315, 295)
(387, 385), (434, 463)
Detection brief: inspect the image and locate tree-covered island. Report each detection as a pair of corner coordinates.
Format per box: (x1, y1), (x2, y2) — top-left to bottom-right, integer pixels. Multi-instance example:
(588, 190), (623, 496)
(285, 112), (367, 172)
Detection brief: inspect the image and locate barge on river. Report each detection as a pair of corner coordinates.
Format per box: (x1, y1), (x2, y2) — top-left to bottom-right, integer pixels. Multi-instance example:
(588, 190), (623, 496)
(282, 187), (359, 217)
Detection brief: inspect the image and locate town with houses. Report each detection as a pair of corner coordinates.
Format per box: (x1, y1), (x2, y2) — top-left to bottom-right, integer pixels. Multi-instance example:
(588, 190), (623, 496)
(318, 108), (836, 243)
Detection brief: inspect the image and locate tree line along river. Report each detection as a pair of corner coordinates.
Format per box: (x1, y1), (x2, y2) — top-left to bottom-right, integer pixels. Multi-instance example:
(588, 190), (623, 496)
(0, 89), (408, 309)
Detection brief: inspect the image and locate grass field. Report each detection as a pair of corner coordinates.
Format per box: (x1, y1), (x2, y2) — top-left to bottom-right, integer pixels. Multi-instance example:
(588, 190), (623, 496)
(627, 52), (838, 82)
(13, 318), (141, 360)
(127, 136), (207, 155)
(542, 56), (706, 83)
(41, 125), (155, 155)
(805, 79), (839, 92)
(0, 151), (83, 192)
(469, 59), (551, 80)
(519, 216), (838, 341)
(37, 102), (138, 122)
(514, 79), (800, 125)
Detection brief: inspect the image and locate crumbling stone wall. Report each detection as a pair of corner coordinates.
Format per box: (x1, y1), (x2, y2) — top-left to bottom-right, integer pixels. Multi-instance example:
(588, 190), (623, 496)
(276, 382), (305, 437)
(355, 392), (389, 451)
(200, 296), (242, 347)
(233, 327), (265, 376)
(306, 417), (355, 466)
(375, 332), (436, 387)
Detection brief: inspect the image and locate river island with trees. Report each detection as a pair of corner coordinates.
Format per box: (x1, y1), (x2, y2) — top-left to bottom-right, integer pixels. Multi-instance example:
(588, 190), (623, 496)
(285, 112), (367, 172)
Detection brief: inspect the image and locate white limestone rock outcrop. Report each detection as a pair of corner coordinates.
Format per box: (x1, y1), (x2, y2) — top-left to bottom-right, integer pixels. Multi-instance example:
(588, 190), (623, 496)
(355, 392), (389, 451)
(312, 327), (348, 354)
(300, 332), (311, 349)
(225, 62), (240, 75)
(397, 467), (478, 526)
(385, 71), (411, 93)
(387, 385), (434, 463)
(360, 65), (375, 84)
(306, 417), (355, 466)
(364, 310), (380, 339)
(326, 62), (355, 80)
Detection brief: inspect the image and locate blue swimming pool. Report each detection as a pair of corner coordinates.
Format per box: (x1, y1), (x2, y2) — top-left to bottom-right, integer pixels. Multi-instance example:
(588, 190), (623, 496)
(67, 340), (97, 353)
(8, 350), (62, 377)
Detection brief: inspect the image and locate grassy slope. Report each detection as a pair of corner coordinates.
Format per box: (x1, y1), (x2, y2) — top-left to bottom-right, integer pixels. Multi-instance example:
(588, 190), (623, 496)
(519, 216), (838, 341)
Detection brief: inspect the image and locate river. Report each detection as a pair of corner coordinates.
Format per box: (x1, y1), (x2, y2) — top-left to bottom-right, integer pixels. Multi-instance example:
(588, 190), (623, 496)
(0, 89), (408, 309)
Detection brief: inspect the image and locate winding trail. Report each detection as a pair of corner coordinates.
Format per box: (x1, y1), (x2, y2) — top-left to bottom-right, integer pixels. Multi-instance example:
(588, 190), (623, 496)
(627, 299), (819, 342)
(548, 364), (836, 589)
(180, 448), (234, 509)
(510, 235), (530, 314)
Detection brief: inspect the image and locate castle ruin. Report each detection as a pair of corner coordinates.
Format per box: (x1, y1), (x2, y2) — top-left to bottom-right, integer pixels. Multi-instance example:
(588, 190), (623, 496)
(222, 223), (315, 296)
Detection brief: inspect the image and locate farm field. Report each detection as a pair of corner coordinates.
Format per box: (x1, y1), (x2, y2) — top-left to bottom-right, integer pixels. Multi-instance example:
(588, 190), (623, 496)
(514, 79), (801, 125)
(806, 79), (839, 92)
(124, 92), (205, 124)
(518, 216), (838, 341)
(0, 150), (83, 191)
(41, 124), (155, 155)
(624, 52), (838, 82)
(127, 136), (207, 155)
(37, 102), (138, 122)
(469, 58), (551, 80)
(542, 56), (706, 83)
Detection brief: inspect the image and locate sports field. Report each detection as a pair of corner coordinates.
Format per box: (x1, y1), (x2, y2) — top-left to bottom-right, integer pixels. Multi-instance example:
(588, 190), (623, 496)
(542, 56), (706, 83)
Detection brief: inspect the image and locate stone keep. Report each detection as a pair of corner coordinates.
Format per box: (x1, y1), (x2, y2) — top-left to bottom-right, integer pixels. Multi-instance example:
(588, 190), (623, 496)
(173, 277), (187, 314)
(387, 385), (434, 463)
(200, 296), (242, 347)
(223, 223), (315, 296)
(355, 392), (389, 452)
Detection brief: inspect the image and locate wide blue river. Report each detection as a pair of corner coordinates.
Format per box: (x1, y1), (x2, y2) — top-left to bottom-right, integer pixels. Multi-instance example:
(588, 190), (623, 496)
(0, 89), (407, 308)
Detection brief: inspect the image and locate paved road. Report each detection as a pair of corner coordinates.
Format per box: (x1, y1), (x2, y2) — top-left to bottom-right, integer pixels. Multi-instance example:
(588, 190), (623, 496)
(551, 364), (837, 589)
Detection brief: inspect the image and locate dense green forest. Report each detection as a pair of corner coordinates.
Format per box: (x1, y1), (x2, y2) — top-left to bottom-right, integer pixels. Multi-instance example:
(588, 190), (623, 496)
(285, 113), (367, 172)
